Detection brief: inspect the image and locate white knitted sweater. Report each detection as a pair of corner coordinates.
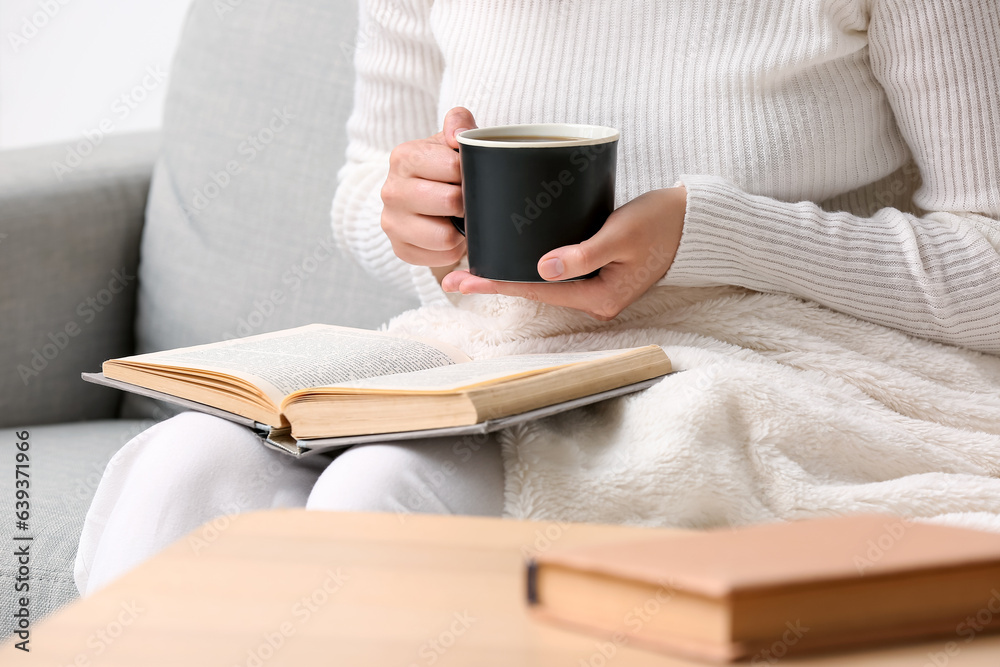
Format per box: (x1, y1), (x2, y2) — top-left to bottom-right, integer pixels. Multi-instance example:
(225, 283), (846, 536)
(332, 0), (1000, 354)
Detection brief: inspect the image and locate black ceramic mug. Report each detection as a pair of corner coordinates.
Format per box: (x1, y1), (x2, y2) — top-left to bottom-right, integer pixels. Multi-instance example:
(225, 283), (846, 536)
(452, 123), (619, 282)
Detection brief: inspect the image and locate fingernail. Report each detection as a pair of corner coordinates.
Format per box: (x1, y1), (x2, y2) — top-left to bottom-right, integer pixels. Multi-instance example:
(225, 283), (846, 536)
(539, 257), (564, 279)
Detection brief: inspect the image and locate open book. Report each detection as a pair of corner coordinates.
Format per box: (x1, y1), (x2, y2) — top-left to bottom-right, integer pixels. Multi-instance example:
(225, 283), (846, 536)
(84, 324), (671, 457)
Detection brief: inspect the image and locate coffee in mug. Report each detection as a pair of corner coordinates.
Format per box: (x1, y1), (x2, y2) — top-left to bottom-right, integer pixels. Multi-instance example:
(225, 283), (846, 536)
(471, 135), (581, 142)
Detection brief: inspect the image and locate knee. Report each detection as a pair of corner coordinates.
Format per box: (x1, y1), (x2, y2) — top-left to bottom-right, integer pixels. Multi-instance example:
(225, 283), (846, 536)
(306, 443), (419, 513)
(305, 437), (503, 516)
(110, 412), (275, 487)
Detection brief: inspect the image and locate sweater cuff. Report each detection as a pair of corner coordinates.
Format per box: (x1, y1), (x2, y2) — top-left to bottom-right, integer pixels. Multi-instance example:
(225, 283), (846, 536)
(659, 174), (777, 290)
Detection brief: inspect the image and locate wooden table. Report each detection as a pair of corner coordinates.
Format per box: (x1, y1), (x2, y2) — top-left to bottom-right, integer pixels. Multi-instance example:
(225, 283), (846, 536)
(15, 510), (1000, 665)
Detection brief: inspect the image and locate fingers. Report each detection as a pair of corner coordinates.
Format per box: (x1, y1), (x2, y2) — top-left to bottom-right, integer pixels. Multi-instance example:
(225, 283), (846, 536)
(382, 212), (465, 266)
(440, 187), (689, 319)
(389, 141), (461, 183)
(393, 239), (467, 267)
(442, 270), (624, 320)
(382, 211), (465, 252)
(379, 107), (478, 269)
(443, 106), (478, 149)
(536, 226), (624, 281)
(382, 176), (464, 217)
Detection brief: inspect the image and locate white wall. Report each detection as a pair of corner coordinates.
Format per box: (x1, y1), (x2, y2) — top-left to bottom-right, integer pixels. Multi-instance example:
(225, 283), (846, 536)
(0, 0), (193, 149)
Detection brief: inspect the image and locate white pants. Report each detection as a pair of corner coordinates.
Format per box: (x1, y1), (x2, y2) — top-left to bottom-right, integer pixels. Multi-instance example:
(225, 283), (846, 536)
(74, 412), (505, 596)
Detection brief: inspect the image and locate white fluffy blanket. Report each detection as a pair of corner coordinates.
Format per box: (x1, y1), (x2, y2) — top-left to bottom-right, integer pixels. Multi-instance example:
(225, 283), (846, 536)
(385, 285), (1000, 531)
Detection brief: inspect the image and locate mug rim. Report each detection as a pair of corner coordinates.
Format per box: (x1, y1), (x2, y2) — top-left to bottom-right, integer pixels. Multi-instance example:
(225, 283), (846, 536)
(457, 123), (619, 149)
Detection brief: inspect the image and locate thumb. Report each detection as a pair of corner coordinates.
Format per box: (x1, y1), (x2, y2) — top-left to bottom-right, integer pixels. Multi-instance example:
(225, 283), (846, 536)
(537, 232), (619, 281)
(443, 106), (477, 149)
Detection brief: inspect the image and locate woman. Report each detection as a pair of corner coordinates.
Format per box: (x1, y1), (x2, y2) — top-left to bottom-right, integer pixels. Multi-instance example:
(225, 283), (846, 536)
(76, 0), (1000, 596)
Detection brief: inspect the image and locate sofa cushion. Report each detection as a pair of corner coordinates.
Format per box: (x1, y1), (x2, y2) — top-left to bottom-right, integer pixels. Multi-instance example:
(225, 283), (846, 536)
(0, 133), (158, 427)
(127, 0), (417, 418)
(0, 420), (156, 640)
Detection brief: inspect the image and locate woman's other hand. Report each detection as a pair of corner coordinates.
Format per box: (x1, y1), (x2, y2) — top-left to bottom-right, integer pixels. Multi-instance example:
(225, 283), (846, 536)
(380, 106), (477, 273)
(442, 186), (687, 320)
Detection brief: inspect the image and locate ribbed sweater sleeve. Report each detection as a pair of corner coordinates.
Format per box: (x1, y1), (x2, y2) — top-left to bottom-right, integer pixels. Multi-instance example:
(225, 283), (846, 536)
(662, 0), (1000, 354)
(331, 0), (444, 296)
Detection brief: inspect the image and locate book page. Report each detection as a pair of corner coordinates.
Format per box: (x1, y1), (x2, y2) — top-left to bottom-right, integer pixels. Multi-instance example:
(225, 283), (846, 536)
(125, 325), (468, 398)
(297, 349), (642, 394)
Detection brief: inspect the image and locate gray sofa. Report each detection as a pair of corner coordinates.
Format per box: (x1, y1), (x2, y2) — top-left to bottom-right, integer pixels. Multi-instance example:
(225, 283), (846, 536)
(0, 0), (417, 637)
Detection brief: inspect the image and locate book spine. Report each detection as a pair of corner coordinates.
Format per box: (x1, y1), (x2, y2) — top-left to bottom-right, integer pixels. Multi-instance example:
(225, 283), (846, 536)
(526, 560), (539, 605)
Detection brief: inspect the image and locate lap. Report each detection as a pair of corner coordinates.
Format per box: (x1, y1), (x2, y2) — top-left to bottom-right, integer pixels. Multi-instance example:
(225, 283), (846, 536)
(308, 432), (504, 517)
(77, 412), (325, 595)
(102, 412), (504, 517)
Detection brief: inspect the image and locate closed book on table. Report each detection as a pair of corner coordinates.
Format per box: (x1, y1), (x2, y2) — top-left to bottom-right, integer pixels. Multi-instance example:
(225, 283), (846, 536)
(527, 514), (1000, 662)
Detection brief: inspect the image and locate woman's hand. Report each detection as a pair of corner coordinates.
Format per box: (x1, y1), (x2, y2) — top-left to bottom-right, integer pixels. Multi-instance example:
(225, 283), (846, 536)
(442, 187), (688, 320)
(380, 107), (478, 272)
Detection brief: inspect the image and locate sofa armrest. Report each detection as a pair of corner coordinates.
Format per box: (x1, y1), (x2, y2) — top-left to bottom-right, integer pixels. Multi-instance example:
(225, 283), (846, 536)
(0, 131), (160, 427)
